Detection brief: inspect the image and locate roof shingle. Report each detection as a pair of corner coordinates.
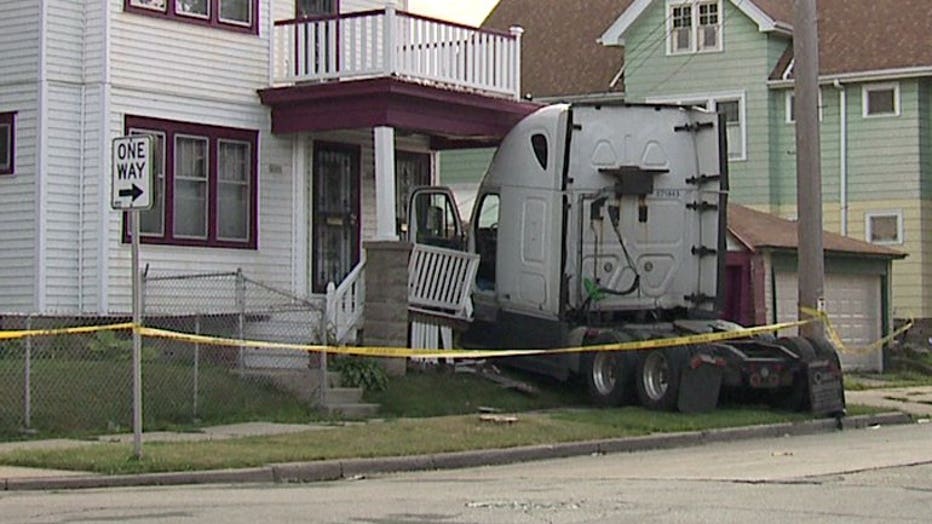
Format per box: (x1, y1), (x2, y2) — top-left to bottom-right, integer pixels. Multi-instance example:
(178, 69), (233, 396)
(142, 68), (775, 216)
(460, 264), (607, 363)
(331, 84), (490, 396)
(728, 204), (905, 258)
(482, 0), (633, 99)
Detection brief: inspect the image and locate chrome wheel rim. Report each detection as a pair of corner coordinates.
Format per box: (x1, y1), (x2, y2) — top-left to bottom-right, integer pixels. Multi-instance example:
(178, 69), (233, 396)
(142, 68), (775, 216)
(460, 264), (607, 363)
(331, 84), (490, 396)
(592, 353), (617, 395)
(642, 351), (670, 401)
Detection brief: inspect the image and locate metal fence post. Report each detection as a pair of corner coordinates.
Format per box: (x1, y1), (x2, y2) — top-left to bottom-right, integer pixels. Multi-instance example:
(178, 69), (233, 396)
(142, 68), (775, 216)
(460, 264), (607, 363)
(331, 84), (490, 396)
(321, 284), (337, 408)
(193, 313), (200, 421)
(23, 314), (32, 431)
(236, 268), (246, 370)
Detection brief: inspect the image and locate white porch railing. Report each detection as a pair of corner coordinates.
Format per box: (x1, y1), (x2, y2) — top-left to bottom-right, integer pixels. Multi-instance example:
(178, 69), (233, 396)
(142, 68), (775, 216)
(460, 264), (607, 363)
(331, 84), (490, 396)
(272, 7), (523, 99)
(408, 244), (479, 321)
(325, 259), (366, 345)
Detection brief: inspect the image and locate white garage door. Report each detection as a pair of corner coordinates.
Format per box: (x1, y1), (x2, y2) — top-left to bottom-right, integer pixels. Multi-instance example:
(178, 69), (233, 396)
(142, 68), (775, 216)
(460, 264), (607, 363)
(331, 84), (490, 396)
(774, 272), (883, 371)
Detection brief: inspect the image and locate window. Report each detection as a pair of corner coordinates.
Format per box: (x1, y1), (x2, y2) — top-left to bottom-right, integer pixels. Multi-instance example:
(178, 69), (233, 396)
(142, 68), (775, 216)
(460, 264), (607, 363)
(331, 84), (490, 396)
(0, 112), (14, 176)
(531, 134), (548, 170)
(129, 129), (166, 235)
(668, 1), (722, 54)
(785, 90), (823, 123)
(671, 4), (693, 53)
(697, 2), (720, 51)
(474, 194), (500, 290)
(297, 0), (336, 18)
(125, 0), (257, 34)
(395, 152), (431, 236)
(863, 83), (899, 117)
(866, 212), (903, 245)
(124, 116), (258, 248)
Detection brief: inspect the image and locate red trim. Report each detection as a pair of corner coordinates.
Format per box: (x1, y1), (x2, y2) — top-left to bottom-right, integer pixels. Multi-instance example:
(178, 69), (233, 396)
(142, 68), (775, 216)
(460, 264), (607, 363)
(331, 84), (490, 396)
(124, 0), (259, 35)
(259, 77), (540, 142)
(123, 116), (259, 249)
(0, 111), (14, 176)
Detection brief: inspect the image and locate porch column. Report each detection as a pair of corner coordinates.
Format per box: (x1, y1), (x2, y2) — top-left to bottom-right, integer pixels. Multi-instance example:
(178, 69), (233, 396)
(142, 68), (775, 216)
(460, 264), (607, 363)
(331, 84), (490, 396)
(374, 126), (398, 241)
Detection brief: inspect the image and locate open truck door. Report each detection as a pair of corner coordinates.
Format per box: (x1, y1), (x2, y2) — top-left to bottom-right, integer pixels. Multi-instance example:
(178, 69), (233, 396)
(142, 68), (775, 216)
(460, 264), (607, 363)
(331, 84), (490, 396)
(407, 187), (465, 250)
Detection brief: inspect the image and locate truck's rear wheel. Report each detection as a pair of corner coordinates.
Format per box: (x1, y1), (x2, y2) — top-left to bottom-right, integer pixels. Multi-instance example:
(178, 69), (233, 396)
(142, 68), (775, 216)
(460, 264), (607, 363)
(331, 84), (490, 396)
(774, 336), (816, 411)
(581, 331), (635, 406)
(636, 346), (689, 411)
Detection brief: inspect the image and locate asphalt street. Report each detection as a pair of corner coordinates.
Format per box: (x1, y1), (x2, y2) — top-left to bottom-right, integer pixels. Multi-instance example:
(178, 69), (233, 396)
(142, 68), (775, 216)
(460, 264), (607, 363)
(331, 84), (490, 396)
(1, 421), (930, 523)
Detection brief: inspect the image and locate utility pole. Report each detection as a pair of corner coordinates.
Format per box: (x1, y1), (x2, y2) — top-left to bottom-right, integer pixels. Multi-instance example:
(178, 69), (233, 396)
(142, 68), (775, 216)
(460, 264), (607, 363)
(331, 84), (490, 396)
(794, 0), (825, 339)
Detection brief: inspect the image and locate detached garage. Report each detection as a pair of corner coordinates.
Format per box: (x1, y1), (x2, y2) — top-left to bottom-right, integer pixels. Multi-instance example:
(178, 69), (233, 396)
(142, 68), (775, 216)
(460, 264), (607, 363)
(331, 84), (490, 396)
(724, 205), (905, 372)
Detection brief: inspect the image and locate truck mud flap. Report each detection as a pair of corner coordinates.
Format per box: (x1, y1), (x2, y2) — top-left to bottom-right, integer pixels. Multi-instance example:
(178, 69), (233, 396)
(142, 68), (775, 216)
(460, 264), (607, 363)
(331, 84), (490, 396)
(807, 360), (846, 417)
(677, 354), (724, 413)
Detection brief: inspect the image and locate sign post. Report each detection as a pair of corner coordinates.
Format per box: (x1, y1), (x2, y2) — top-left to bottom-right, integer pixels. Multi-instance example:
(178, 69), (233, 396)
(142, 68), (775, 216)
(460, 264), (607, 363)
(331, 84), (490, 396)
(112, 135), (154, 460)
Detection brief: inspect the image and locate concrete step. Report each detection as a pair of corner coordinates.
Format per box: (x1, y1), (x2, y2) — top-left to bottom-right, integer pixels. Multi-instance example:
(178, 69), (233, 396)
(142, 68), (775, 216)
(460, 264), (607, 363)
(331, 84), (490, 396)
(324, 387), (364, 405)
(326, 403), (380, 419)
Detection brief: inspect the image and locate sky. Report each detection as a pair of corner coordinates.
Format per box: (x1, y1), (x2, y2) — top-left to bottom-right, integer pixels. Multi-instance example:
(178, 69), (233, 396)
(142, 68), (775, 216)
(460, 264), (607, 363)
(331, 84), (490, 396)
(406, 0), (501, 25)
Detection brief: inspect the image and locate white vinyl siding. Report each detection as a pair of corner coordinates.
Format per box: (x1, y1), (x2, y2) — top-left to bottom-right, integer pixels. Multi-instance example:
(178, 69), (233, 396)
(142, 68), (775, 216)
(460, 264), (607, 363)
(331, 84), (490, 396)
(111, 0), (267, 106)
(0, 94), (37, 312)
(0, 1), (39, 86)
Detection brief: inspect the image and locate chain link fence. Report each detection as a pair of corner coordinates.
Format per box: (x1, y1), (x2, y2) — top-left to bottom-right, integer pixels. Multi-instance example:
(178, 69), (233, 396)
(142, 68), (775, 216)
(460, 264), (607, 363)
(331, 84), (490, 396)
(0, 270), (328, 438)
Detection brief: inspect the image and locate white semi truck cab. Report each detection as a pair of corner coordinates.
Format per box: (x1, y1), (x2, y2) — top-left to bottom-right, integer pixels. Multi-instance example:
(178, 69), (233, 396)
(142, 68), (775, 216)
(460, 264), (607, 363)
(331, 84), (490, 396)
(411, 103), (845, 415)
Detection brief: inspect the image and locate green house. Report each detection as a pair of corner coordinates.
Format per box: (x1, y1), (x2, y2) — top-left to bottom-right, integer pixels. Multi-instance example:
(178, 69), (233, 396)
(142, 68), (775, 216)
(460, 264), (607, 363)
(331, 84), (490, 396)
(442, 0), (927, 355)
(598, 0), (929, 346)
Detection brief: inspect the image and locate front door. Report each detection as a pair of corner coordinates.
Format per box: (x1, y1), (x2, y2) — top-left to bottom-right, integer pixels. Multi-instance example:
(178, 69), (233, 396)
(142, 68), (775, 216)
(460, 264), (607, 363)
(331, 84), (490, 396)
(313, 143), (360, 293)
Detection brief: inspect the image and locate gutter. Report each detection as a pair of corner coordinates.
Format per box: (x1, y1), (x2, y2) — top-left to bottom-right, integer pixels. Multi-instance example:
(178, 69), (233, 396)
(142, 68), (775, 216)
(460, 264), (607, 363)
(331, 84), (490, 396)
(767, 65), (932, 89)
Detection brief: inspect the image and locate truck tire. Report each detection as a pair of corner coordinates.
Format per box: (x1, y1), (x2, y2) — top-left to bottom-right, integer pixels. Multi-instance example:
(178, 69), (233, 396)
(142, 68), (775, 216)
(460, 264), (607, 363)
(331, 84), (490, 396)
(635, 346), (690, 411)
(774, 336), (816, 411)
(581, 331), (636, 406)
(806, 336), (847, 416)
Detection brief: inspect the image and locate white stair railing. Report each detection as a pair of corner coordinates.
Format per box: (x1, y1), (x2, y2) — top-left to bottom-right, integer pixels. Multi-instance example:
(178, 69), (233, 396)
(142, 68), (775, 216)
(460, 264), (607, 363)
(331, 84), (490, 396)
(325, 259), (366, 345)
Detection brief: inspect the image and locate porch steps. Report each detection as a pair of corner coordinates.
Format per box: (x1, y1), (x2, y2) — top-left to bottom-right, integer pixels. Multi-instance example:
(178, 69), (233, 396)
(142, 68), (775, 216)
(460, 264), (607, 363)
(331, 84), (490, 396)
(233, 368), (379, 419)
(323, 372), (380, 419)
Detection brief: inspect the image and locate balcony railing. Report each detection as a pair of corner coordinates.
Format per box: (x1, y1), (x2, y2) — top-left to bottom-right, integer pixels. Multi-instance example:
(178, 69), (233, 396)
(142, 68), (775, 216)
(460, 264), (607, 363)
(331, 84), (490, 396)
(272, 7), (523, 99)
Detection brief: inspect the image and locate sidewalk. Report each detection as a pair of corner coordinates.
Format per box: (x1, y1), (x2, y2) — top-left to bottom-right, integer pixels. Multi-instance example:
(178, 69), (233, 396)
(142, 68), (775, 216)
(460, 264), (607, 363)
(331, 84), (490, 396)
(845, 385), (932, 417)
(0, 388), (928, 490)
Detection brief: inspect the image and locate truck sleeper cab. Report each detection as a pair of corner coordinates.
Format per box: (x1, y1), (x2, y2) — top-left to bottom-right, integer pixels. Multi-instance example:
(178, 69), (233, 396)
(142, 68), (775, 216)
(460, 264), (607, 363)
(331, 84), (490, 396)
(410, 103), (844, 415)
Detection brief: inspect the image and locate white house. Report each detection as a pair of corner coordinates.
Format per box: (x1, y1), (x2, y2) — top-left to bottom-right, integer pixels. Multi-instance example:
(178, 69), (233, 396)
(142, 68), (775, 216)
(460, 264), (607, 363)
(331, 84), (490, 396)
(0, 0), (534, 338)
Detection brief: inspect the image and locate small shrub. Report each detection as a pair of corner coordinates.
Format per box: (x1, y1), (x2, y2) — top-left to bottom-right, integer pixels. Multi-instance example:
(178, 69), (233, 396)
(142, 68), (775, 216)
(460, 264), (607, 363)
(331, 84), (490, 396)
(331, 357), (389, 391)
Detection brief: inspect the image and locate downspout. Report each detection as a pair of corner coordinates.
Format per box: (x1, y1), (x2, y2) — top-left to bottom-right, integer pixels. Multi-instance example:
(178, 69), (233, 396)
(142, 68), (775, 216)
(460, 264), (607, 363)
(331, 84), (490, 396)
(834, 79), (848, 235)
(35, 0), (49, 313)
(98, 0), (112, 313)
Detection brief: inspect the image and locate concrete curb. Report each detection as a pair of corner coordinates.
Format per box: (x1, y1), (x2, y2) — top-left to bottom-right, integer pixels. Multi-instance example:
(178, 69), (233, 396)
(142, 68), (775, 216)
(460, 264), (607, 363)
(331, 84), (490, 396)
(1, 412), (913, 491)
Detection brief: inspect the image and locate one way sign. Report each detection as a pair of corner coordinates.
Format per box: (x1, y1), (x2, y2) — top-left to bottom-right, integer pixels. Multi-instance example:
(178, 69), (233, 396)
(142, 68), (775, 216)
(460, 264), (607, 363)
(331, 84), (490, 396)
(111, 135), (154, 210)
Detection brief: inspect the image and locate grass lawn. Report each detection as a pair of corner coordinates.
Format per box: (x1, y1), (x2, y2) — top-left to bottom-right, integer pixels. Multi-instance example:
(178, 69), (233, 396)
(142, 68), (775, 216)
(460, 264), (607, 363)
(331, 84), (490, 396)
(0, 358), (315, 439)
(0, 364), (886, 476)
(0, 407), (826, 475)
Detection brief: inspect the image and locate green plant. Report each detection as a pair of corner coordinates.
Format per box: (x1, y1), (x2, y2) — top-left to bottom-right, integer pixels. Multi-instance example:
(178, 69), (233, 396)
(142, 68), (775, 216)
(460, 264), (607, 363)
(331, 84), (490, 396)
(85, 330), (158, 361)
(331, 357), (389, 391)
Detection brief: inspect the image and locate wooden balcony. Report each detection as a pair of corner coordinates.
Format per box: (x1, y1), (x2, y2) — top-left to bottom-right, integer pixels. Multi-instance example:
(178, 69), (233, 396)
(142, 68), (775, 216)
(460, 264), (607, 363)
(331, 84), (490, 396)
(272, 7), (523, 100)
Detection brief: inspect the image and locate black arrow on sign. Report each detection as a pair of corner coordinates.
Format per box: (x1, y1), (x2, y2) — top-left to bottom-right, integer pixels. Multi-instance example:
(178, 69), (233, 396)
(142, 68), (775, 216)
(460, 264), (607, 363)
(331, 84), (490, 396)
(119, 184), (144, 202)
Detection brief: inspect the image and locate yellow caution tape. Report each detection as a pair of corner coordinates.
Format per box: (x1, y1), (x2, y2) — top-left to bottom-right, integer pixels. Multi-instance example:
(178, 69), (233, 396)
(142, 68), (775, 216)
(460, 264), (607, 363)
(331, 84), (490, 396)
(138, 318), (816, 359)
(0, 322), (135, 341)
(800, 306), (913, 356)
(0, 310), (907, 359)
